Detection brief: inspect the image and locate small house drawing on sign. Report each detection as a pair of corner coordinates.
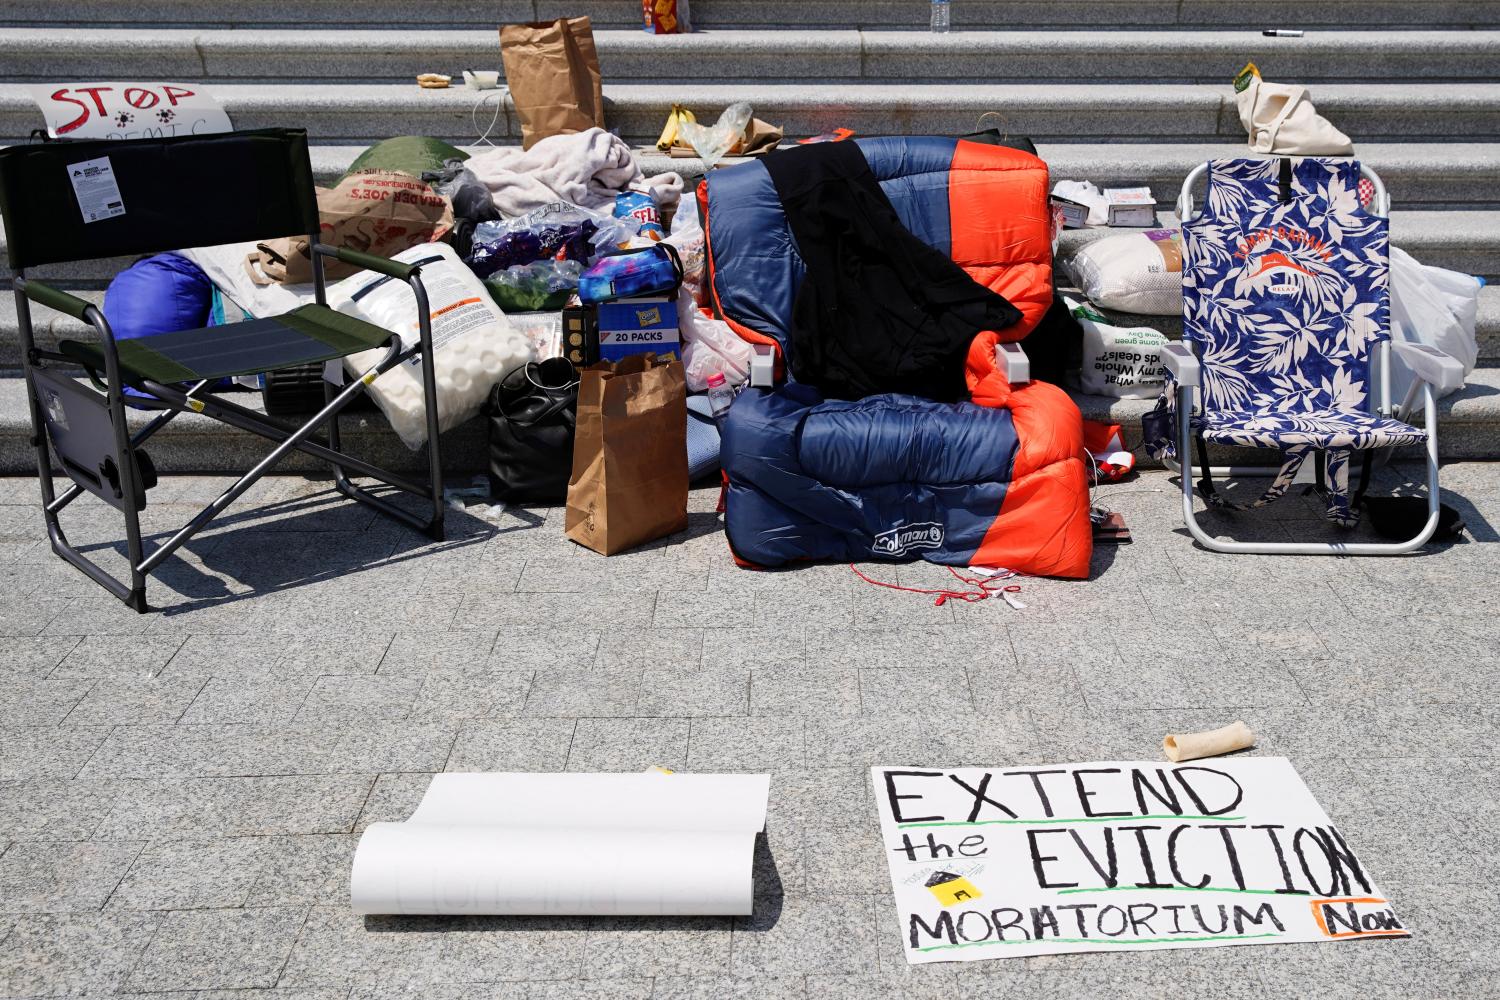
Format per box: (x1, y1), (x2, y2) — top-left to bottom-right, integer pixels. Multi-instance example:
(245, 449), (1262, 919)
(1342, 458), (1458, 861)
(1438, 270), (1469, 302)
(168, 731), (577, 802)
(925, 871), (981, 907)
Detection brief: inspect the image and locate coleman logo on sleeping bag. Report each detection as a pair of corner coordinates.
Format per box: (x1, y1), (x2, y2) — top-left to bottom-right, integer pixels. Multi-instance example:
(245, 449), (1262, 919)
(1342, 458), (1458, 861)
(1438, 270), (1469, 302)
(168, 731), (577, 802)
(873, 522), (944, 557)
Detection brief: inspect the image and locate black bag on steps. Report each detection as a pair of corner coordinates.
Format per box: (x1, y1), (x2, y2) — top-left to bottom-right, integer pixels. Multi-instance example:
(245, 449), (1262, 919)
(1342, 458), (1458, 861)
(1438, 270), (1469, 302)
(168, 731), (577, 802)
(486, 357), (580, 503)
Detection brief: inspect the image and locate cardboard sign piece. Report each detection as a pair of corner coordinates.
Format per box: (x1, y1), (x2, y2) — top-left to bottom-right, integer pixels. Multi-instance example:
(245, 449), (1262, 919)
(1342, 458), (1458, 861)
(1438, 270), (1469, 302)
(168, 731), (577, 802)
(29, 82), (232, 141)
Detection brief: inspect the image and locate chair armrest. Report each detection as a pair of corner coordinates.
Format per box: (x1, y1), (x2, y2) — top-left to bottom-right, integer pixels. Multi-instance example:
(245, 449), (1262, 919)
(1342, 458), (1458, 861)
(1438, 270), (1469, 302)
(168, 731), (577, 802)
(20, 279), (94, 322)
(1162, 342), (1200, 387)
(996, 341), (1030, 385)
(1392, 341), (1464, 393)
(313, 244), (417, 281)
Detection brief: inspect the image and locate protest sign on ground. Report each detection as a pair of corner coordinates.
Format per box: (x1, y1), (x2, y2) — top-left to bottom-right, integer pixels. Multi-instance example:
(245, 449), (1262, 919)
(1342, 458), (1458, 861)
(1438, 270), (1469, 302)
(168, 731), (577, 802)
(873, 758), (1407, 964)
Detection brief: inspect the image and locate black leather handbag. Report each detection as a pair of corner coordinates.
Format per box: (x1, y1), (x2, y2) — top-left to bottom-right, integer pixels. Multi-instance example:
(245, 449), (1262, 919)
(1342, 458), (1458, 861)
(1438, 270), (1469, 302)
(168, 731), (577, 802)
(485, 357), (580, 503)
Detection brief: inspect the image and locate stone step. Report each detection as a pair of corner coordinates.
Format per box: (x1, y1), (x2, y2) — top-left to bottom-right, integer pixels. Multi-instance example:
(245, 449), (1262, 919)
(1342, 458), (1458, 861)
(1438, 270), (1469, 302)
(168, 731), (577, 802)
(1076, 365), (1500, 462)
(303, 141), (1497, 209)
(9, 209), (1496, 288)
(1036, 142), (1500, 210)
(6, 0), (1500, 30)
(1054, 211), (1500, 278)
(1077, 284), (1500, 362)
(1, 366), (1495, 475)
(5, 28), (1500, 84)
(3, 81), (1498, 144)
(5, 140), (1492, 210)
(0, 372), (475, 475)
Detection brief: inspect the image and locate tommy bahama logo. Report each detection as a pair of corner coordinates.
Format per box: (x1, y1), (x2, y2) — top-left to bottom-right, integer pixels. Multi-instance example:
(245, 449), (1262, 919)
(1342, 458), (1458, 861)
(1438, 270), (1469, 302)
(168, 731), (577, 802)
(1233, 226), (1333, 262)
(873, 522), (944, 556)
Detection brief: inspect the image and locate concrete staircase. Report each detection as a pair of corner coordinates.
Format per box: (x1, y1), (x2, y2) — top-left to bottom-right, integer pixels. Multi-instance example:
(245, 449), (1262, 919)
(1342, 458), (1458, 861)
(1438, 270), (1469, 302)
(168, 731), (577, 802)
(1, 0), (1497, 473)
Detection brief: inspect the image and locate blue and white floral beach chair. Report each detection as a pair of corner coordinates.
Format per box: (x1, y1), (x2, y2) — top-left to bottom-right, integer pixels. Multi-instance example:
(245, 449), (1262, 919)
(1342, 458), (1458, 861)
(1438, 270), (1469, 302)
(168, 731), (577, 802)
(1143, 157), (1463, 554)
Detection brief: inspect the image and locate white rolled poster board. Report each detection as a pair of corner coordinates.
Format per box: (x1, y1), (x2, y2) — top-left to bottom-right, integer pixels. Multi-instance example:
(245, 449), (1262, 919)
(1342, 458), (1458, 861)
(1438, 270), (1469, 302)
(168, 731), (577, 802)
(351, 772), (771, 916)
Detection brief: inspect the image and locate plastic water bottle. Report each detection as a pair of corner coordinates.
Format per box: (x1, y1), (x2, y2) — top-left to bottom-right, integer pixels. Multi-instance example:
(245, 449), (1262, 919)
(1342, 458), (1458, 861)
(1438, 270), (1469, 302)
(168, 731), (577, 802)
(706, 372), (735, 425)
(930, 0), (951, 33)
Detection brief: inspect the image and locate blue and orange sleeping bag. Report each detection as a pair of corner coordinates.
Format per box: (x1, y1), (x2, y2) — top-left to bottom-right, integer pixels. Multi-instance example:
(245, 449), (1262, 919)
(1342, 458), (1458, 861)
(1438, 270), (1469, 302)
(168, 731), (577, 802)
(704, 136), (1093, 578)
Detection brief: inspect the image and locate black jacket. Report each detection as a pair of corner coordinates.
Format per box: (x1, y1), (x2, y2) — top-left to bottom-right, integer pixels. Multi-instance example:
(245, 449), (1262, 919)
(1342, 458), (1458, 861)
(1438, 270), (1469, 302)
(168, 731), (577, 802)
(762, 141), (1022, 402)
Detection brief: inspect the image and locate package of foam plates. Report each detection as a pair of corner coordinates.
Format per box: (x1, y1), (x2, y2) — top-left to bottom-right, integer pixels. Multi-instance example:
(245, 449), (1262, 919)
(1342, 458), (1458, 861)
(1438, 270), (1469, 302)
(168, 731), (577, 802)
(332, 242), (533, 449)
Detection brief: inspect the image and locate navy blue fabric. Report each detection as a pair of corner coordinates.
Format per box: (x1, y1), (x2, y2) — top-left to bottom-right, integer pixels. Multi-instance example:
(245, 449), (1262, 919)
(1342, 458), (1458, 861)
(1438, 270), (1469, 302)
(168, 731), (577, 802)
(721, 385), (1018, 566)
(706, 137), (959, 366)
(856, 136), (955, 256)
(103, 253), (213, 342)
(706, 159), (804, 357)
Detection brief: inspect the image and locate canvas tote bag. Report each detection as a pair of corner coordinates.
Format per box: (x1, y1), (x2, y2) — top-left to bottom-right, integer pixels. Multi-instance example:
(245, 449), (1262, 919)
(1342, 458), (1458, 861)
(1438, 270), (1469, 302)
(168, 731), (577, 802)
(500, 17), (606, 150)
(565, 353), (688, 555)
(1234, 63), (1353, 156)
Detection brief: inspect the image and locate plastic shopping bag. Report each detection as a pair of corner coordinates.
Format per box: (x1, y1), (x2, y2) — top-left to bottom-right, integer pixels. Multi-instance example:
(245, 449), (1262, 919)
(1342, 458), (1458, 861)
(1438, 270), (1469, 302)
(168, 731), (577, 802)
(678, 287), (751, 391)
(677, 102), (752, 169)
(1389, 245), (1480, 404)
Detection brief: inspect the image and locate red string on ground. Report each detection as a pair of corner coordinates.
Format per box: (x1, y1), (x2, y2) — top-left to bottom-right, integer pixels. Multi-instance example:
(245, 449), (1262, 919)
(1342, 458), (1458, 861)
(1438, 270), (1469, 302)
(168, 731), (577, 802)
(848, 564), (1019, 607)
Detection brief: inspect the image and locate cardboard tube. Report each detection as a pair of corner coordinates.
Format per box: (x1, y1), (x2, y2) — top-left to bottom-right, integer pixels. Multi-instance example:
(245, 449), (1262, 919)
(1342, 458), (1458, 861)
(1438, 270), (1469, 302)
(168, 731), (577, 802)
(1163, 721), (1256, 762)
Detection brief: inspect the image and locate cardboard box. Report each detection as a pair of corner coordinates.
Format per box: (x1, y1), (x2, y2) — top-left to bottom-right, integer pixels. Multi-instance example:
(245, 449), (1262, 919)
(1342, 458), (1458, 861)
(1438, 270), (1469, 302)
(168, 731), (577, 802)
(1050, 195), (1092, 229)
(596, 296), (680, 362)
(1105, 187), (1157, 227)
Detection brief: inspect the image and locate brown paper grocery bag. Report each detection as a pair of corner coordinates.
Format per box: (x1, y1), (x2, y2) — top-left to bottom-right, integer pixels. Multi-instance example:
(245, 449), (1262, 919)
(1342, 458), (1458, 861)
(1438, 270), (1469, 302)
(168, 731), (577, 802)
(500, 17), (606, 150)
(246, 170), (453, 285)
(566, 353), (689, 556)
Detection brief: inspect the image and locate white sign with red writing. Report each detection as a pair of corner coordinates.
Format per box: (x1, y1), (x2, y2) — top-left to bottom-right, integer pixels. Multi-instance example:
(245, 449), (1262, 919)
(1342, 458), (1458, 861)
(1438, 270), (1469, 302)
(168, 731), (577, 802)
(29, 83), (232, 141)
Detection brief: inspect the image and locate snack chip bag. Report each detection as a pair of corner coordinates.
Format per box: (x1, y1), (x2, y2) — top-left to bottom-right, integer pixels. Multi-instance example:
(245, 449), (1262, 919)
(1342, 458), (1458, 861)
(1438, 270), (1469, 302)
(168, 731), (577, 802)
(642, 0), (691, 33)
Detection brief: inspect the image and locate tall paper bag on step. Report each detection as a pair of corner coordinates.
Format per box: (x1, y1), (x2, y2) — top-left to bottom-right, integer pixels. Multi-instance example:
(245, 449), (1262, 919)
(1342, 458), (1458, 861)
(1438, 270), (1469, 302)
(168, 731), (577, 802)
(500, 17), (606, 150)
(566, 353), (688, 555)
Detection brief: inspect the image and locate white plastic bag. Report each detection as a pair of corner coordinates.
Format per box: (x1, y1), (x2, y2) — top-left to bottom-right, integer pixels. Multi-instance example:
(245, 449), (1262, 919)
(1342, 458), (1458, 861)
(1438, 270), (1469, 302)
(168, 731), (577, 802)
(332, 242), (533, 449)
(1051, 179), (1108, 227)
(677, 102), (752, 169)
(1067, 296), (1169, 398)
(1066, 229), (1183, 316)
(678, 287), (751, 392)
(665, 200), (706, 299)
(1388, 245), (1480, 404)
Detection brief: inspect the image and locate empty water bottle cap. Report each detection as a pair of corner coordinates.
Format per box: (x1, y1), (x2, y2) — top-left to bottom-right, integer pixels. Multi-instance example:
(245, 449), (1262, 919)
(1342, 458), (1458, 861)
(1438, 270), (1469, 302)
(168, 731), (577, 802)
(706, 373), (726, 387)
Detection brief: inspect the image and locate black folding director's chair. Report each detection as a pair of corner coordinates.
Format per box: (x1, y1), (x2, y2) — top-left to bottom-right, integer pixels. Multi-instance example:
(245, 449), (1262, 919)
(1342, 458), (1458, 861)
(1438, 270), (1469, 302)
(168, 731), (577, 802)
(0, 127), (444, 612)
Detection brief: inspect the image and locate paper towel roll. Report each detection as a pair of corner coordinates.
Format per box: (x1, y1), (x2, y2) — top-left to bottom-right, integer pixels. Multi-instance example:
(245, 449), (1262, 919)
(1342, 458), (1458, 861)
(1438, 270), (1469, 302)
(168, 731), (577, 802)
(1164, 721), (1257, 762)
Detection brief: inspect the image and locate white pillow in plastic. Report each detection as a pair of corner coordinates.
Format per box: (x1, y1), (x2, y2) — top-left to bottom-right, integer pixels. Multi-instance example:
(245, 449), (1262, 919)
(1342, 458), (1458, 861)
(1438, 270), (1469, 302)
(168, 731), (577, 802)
(1068, 296), (1170, 398)
(1066, 229), (1183, 316)
(332, 242), (533, 450)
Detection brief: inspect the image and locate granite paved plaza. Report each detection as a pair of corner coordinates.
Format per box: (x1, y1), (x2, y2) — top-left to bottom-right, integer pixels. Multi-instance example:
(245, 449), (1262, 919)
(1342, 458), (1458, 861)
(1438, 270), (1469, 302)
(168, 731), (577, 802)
(0, 462), (1496, 1000)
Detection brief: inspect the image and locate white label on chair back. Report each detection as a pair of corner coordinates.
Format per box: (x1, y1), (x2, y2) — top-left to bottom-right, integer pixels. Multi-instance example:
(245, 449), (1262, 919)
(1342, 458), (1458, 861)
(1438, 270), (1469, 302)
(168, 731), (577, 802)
(30, 82), (232, 141)
(66, 157), (126, 224)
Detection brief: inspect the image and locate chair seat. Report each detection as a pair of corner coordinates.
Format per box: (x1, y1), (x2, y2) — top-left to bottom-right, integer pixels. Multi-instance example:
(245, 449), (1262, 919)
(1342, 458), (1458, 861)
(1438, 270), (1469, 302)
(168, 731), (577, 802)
(60, 304), (394, 386)
(1196, 407), (1427, 450)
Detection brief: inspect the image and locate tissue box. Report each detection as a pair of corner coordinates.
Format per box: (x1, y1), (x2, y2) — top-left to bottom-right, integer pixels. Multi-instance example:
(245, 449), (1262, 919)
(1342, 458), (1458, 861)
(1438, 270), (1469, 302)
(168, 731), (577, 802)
(1106, 187), (1157, 227)
(596, 296), (680, 362)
